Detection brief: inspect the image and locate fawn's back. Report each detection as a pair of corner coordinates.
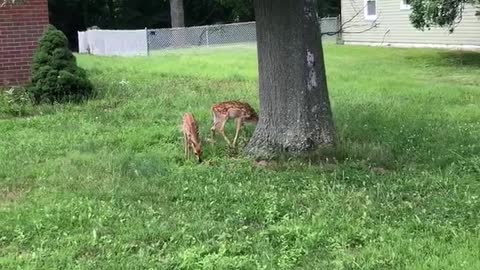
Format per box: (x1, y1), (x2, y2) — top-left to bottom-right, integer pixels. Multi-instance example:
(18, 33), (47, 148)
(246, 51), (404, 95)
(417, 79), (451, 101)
(183, 113), (200, 142)
(212, 101), (258, 122)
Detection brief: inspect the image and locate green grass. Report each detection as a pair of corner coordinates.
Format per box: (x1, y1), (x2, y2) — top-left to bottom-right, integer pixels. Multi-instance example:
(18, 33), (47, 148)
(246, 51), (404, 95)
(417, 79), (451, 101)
(1, 44), (480, 269)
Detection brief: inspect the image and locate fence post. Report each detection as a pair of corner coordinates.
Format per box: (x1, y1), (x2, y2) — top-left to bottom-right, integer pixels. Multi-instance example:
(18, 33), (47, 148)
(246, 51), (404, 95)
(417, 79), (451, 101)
(336, 16), (344, 45)
(206, 25), (210, 47)
(145, 27), (150, 56)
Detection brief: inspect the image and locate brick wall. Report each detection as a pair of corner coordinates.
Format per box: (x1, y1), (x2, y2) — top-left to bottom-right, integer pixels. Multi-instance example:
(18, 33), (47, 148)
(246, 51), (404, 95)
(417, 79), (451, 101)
(0, 0), (49, 86)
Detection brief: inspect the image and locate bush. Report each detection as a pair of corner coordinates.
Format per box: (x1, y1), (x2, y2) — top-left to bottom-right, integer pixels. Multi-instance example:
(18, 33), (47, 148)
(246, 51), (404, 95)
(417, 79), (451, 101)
(28, 25), (93, 104)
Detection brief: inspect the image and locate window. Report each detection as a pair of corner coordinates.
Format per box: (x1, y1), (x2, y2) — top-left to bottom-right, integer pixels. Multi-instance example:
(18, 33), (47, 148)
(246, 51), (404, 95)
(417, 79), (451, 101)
(364, 0), (377, 20)
(400, 0), (411, 9)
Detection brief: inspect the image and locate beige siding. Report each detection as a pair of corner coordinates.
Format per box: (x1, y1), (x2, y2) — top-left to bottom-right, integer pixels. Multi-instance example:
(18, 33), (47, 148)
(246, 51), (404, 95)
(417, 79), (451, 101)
(341, 0), (480, 46)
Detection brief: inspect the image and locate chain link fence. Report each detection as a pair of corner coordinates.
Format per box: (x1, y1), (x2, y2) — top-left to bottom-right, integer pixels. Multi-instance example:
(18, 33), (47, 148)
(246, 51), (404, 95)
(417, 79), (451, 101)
(148, 18), (339, 52)
(79, 18), (340, 56)
(320, 17), (340, 40)
(148, 22), (257, 51)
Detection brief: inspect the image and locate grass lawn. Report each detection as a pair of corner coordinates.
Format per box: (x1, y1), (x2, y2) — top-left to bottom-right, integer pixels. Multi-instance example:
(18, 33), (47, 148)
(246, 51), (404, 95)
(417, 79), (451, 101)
(1, 44), (480, 269)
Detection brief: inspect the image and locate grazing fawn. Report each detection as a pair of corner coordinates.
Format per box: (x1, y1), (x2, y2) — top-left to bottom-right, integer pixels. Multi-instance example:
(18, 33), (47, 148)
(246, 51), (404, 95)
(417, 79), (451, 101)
(182, 113), (202, 162)
(210, 101), (258, 146)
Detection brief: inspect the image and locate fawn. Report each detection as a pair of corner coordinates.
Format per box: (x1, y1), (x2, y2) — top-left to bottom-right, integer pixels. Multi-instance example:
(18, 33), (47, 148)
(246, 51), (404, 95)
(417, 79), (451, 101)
(210, 101), (258, 146)
(182, 113), (202, 162)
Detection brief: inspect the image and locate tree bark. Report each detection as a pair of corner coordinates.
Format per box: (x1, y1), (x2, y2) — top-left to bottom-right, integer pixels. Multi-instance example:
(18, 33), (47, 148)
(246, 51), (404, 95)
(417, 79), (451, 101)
(246, 0), (335, 158)
(169, 0), (185, 28)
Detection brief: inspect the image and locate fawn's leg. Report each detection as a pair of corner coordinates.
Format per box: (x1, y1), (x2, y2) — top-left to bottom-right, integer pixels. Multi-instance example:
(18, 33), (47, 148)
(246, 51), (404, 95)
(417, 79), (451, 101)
(232, 118), (243, 146)
(210, 113), (219, 142)
(219, 118), (232, 145)
(184, 133), (188, 159)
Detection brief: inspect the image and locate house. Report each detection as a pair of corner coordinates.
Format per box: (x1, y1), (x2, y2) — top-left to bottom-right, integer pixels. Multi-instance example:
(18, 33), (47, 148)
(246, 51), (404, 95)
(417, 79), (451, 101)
(0, 0), (49, 86)
(340, 0), (480, 49)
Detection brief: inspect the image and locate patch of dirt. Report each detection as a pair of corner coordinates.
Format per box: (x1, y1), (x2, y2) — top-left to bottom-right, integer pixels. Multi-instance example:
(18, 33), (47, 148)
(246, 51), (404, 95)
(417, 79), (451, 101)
(0, 186), (30, 206)
(253, 160), (279, 169)
(370, 167), (389, 175)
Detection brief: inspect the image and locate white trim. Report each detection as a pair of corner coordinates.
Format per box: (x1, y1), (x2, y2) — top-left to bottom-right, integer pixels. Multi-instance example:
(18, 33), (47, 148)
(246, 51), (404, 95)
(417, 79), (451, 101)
(400, 0), (411, 10)
(364, 0), (378, 21)
(344, 41), (480, 51)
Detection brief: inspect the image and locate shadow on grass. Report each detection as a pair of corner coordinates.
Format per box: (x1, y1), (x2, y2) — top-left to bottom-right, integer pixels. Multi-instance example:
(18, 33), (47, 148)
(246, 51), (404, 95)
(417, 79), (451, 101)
(438, 51), (480, 68)
(331, 101), (479, 170)
(243, 96), (479, 173)
(406, 50), (480, 68)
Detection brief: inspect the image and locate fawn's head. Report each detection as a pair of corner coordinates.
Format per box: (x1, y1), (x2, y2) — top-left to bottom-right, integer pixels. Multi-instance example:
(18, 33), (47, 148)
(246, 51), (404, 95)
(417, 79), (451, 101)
(192, 141), (202, 163)
(248, 111), (259, 124)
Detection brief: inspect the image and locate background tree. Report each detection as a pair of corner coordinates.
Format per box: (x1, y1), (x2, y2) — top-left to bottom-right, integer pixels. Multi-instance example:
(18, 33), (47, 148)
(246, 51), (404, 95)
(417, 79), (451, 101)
(318, 0), (340, 17)
(410, 0), (480, 32)
(47, 0), (339, 51)
(48, 0), (171, 51)
(169, 0), (185, 27)
(0, 0), (26, 7)
(216, 0), (254, 22)
(246, 0), (335, 158)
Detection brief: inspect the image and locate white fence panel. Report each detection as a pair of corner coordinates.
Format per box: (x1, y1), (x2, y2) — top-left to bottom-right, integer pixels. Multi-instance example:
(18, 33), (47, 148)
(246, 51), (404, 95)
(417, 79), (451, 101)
(79, 29), (148, 56)
(78, 31), (88, 54)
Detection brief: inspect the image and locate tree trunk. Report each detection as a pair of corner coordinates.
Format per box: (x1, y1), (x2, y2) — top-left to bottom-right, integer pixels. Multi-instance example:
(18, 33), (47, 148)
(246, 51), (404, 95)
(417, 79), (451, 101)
(169, 0), (186, 48)
(169, 0), (185, 28)
(246, 0), (335, 158)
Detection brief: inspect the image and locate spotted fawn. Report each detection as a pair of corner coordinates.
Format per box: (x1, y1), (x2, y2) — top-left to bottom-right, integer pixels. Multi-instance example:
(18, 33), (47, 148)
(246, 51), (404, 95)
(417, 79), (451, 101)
(182, 113), (202, 162)
(210, 101), (258, 146)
